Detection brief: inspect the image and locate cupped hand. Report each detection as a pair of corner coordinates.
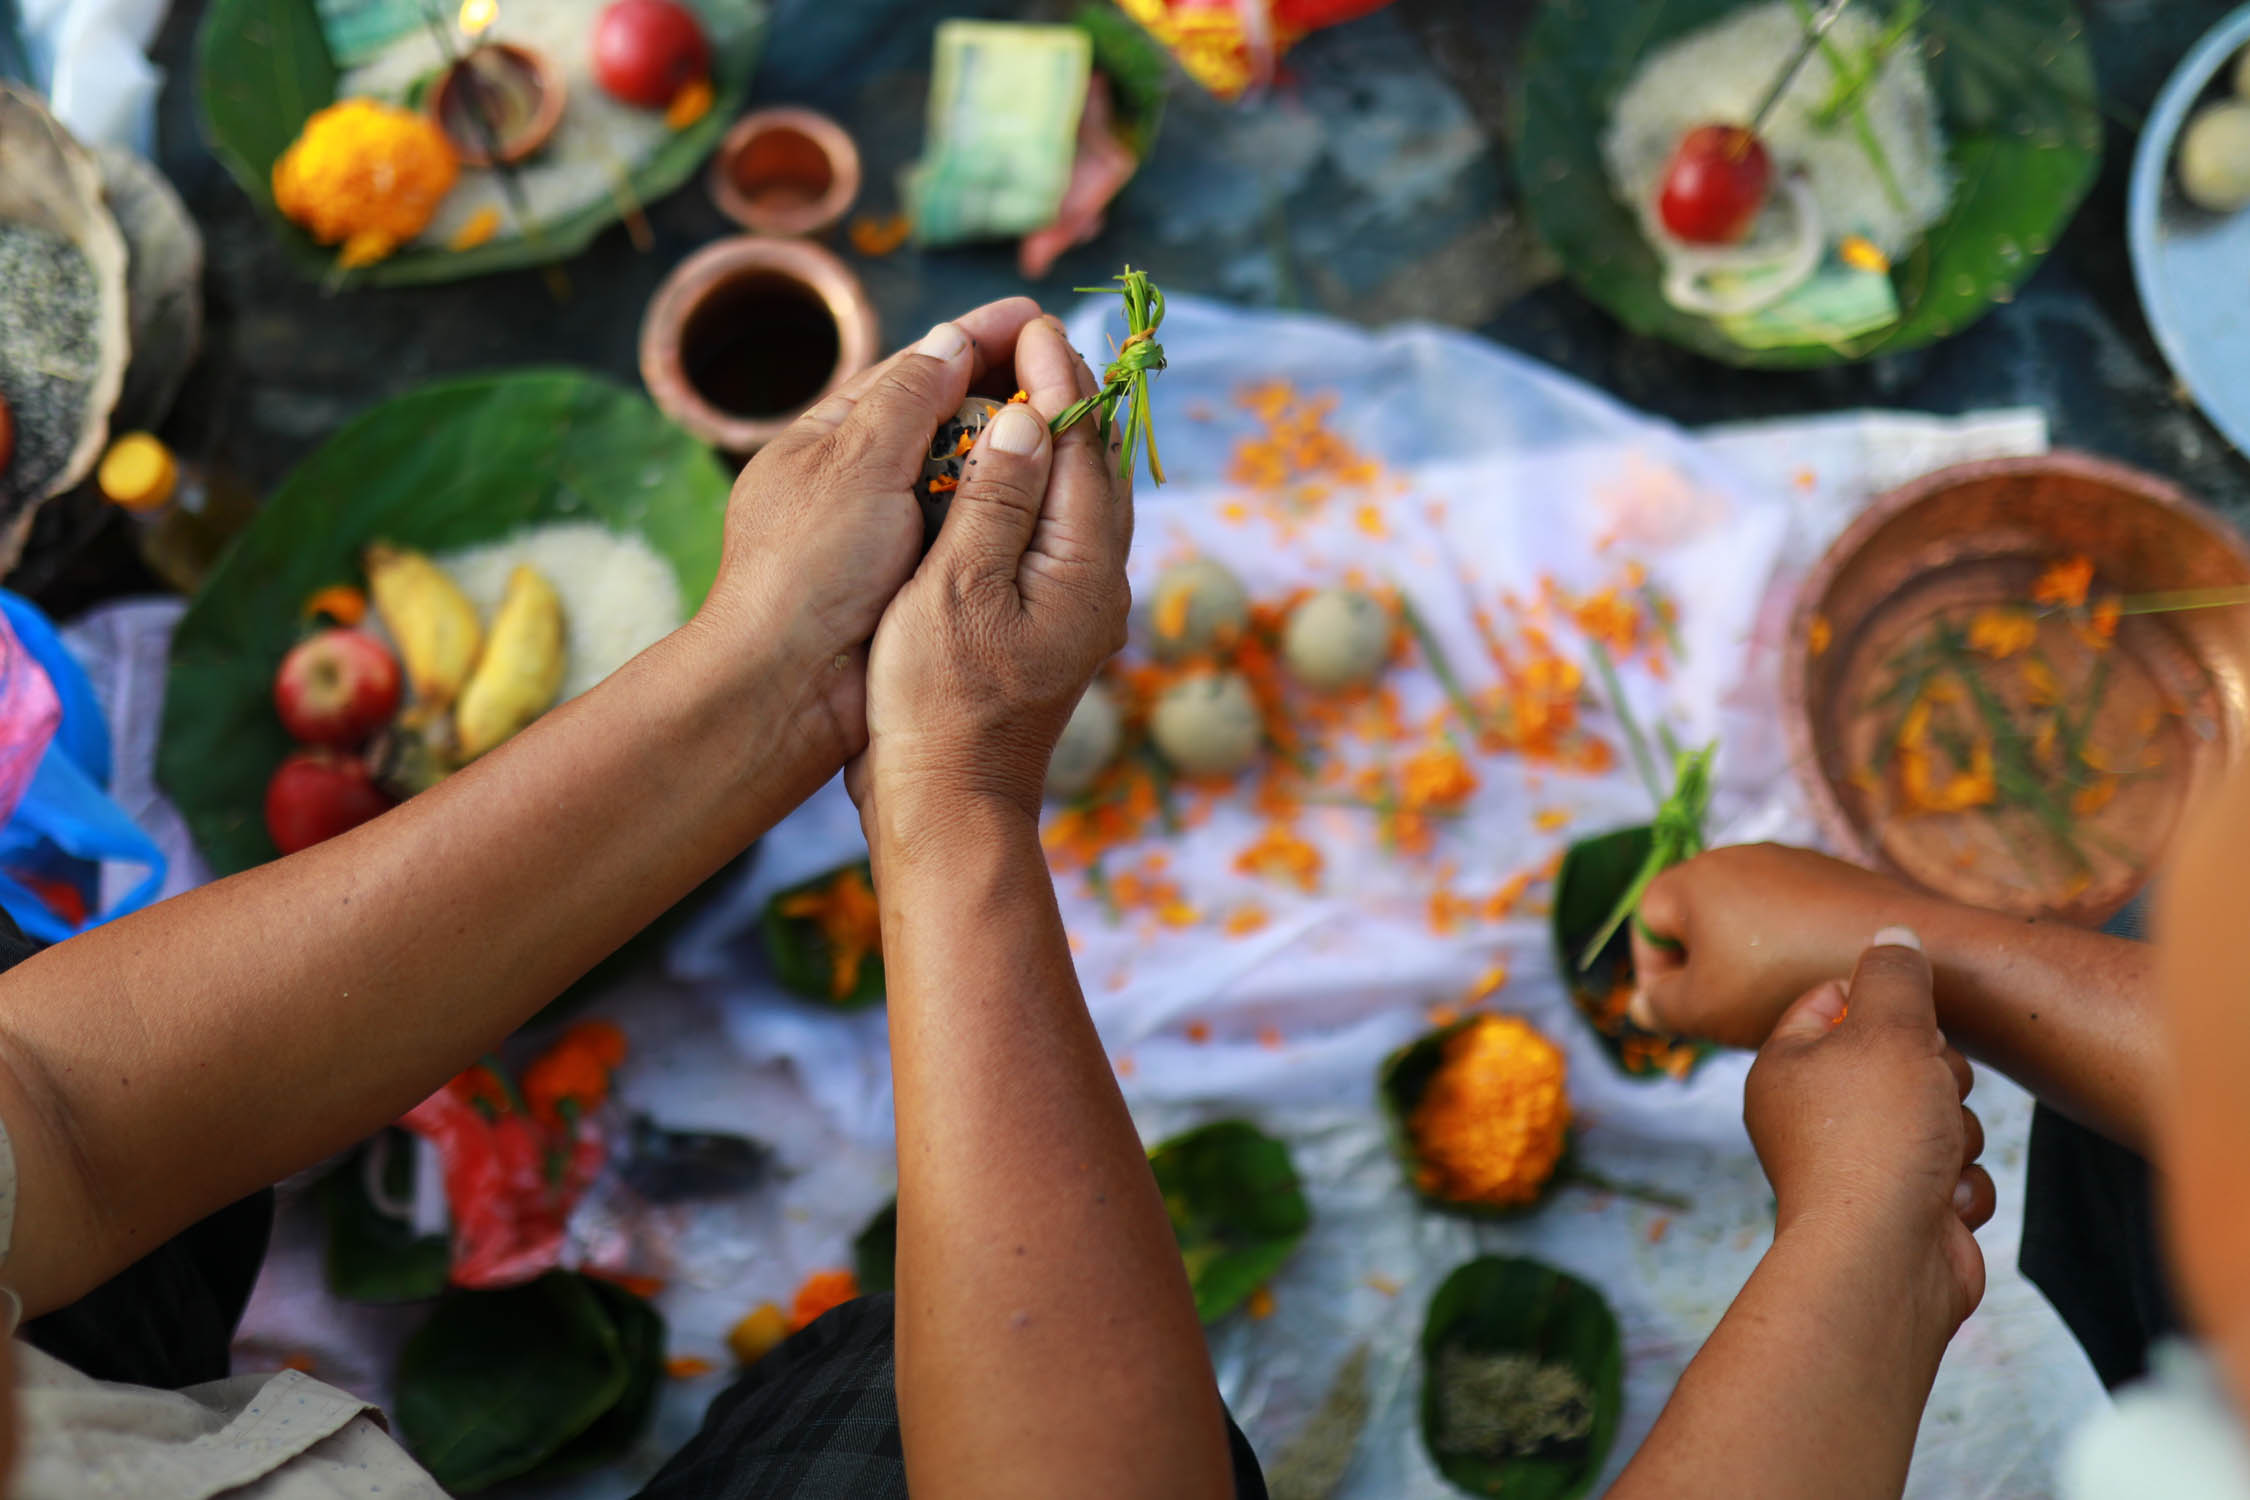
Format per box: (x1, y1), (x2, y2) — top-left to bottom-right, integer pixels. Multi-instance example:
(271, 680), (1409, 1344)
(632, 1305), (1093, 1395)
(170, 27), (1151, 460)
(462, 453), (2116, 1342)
(1629, 844), (1933, 1048)
(1746, 930), (1994, 1331)
(848, 316), (1132, 846)
(700, 297), (1043, 770)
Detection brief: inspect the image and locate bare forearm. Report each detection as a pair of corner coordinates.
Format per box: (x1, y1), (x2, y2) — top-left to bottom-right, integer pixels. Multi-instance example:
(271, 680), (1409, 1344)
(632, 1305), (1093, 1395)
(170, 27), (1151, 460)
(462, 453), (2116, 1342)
(1908, 896), (2156, 1152)
(0, 613), (835, 1311)
(1612, 1226), (1952, 1500)
(873, 794), (1231, 1500)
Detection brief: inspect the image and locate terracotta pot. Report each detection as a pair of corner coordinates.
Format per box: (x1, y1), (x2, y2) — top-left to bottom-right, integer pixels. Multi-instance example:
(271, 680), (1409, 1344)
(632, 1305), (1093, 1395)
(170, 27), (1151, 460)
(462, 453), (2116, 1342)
(428, 43), (565, 168)
(639, 236), (880, 453)
(1783, 451), (2250, 925)
(707, 107), (861, 237)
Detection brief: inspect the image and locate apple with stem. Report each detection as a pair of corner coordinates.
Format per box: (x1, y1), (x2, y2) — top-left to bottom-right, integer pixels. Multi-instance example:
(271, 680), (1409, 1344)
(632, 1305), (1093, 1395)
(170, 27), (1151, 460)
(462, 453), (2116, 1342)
(275, 629), (402, 748)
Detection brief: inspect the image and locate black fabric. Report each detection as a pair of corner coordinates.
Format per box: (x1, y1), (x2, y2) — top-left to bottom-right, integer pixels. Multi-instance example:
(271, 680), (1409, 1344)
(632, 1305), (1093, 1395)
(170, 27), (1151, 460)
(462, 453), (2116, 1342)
(634, 1293), (1270, 1500)
(19, 1188), (276, 1389)
(2015, 893), (2177, 1390)
(2019, 1105), (2177, 1389)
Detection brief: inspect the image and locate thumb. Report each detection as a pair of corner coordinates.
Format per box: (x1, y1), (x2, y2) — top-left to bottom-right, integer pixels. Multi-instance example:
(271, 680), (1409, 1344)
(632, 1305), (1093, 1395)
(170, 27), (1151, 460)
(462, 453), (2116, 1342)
(1840, 926), (1935, 1034)
(927, 401), (1053, 577)
(1766, 979), (1850, 1049)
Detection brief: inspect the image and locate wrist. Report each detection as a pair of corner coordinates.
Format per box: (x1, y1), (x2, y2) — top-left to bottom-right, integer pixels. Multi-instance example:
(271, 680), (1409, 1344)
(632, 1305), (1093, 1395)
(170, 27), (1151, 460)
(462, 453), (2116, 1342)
(867, 776), (1043, 875)
(1769, 1210), (1964, 1353)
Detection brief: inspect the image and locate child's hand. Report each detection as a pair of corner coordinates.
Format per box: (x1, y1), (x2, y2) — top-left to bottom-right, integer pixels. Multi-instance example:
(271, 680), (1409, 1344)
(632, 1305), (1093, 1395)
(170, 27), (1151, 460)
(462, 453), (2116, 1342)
(1630, 844), (1933, 1046)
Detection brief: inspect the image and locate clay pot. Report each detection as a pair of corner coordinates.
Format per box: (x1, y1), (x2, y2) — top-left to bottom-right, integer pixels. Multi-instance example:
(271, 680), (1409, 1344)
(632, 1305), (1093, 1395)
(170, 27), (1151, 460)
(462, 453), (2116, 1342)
(639, 236), (880, 453)
(428, 43), (566, 167)
(708, 107), (861, 237)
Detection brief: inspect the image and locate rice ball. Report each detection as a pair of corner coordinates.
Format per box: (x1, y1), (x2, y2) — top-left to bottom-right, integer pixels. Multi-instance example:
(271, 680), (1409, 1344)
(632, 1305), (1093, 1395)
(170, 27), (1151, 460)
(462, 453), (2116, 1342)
(1150, 671), (1263, 779)
(1047, 681), (1123, 800)
(1283, 587), (1391, 692)
(1147, 558), (1249, 660)
(2179, 101), (2250, 214)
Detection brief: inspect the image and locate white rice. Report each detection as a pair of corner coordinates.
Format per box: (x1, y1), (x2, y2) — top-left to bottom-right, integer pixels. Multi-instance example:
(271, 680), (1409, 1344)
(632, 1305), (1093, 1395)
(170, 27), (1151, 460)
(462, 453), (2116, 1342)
(435, 523), (685, 701)
(1602, 2), (1951, 259)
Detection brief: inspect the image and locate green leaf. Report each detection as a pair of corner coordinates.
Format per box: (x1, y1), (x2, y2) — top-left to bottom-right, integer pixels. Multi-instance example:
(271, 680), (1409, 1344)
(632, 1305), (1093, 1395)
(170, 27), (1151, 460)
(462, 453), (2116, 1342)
(157, 370), (730, 879)
(1377, 1020), (1570, 1220)
(760, 861), (886, 1007)
(854, 1198), (899, 1295)
(541, 1278), (667, 1478)
(851, 1122), (1311, 1323)
(194, 0), (767, 287)
(396, 1272), (633, 1493)
(1420, 1256), (1625, 1499)
(320, 1132), (450, 1304)
(1073, 2), (1169, 160)
(1515, 0), (2100, 368)
(1149, 1119), (1310, 1324)
(1551, 826), (1714, 1081)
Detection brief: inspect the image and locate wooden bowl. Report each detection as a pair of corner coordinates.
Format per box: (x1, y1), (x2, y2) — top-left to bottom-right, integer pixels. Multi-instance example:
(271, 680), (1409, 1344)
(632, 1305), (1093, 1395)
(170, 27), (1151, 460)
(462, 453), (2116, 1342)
(638, 236), (879, 453)
(427, 42), (565, 168)
(707, 107), (861, 237)
(1784, 453), (2250, 925)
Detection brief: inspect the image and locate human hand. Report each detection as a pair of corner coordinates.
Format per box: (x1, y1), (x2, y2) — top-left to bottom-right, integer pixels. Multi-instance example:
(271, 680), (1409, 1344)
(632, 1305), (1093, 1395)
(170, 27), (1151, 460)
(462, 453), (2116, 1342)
(848, 316), (1131, 847)
(1746, 930), (1995, 1332)
(1629, 844), (1933, 1048)
(699, 297), (1044, 771)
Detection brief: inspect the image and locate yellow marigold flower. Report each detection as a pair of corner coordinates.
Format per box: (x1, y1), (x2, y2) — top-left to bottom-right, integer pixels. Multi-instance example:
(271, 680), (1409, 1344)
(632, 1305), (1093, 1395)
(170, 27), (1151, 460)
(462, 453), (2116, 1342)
(273, 98), (459, 267)
(1967, 608), (2038, 660)
(2032, 555), (2094, 610)
(1408, 1015), (1569, 1208)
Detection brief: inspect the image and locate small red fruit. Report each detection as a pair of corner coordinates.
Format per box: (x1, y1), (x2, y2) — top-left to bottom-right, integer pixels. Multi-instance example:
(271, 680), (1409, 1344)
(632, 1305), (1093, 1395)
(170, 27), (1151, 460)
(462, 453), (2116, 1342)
(265, 751), (395, 855)
(275, 629), (401, 748)
(1657, 124), (1774, 246)
(592, 0), (710, 110)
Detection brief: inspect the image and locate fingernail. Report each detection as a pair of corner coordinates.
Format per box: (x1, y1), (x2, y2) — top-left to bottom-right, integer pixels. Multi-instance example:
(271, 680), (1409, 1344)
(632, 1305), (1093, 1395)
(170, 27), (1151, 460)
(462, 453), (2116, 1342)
(915, 322), (969, 363)
(988, 403), (1044, 455)
(1626, 990), (1658, 1031)
(1952, 1178), (1977, 1215)
(1870, 925), (1923, 953)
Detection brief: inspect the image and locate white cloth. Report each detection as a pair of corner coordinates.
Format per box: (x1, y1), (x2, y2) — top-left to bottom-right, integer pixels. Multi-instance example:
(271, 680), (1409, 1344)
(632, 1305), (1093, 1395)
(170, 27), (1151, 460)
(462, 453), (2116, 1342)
(0, 1106), (444, 1498)
(2063, 1344), (2250, 1500)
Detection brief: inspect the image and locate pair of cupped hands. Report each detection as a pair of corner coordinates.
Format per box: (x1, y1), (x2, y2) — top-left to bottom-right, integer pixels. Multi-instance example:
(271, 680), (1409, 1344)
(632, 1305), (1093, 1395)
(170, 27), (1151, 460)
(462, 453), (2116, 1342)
(705, 297), (1129, 839)
(706, 297), (1987, 1344)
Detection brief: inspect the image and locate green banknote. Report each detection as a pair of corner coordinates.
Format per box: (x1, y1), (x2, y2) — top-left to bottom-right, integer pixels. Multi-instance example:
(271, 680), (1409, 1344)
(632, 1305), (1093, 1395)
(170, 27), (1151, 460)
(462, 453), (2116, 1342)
(907, 20), (1091, 247)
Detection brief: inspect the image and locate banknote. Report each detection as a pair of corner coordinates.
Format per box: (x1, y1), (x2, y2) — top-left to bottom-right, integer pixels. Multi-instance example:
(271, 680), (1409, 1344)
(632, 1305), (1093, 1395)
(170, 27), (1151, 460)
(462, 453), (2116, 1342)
(906, 21), (1092, 247)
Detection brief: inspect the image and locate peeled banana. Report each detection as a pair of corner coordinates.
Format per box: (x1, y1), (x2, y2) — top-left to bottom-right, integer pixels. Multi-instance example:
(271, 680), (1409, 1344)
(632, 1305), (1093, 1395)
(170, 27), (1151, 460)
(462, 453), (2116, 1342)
(366, 542), (483, 717)
(455, 564), (566, 759)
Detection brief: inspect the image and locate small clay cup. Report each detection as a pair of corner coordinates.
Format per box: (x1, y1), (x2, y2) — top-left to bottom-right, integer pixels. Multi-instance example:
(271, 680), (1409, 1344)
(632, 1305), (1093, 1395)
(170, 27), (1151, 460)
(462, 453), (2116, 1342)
(639, 236), (880, 453)
(428, 42), (565, 167)
(708, 106), (861, 237)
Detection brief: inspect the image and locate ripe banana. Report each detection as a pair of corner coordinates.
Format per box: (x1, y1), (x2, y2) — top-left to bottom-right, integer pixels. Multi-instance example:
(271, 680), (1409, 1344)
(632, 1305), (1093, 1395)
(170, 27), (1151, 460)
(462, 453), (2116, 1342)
(455, 563), (565, 759)
(365, 543), (482, 716)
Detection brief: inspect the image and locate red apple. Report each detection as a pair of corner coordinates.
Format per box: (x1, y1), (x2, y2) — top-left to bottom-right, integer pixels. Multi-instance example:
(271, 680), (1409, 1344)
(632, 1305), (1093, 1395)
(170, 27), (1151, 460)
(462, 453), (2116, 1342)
(592, 0), (710, 109)
(275, 629), (401, 748)
(1657, 124), (1773, 246)
(265, 750), (395, 855)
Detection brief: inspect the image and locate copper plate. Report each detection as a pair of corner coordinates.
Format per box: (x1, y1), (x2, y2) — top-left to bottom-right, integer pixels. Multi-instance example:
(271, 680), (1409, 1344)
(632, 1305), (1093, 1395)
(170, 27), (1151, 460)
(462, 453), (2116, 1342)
(1783, 452), (2250, 924)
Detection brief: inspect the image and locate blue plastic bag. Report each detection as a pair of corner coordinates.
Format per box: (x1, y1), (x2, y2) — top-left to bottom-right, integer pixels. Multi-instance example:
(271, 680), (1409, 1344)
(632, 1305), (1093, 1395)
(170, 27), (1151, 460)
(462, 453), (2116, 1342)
(0, 593), (165, 943)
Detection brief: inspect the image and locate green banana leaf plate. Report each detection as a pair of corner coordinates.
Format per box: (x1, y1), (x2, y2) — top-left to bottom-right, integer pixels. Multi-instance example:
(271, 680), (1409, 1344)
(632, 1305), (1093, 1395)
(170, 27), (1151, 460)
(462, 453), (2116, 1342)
(761, 861), (886, 1008)
(1420, 1256), (1624, 1500)
(196, 0), (765, 287)
(1551, 825), (1715, 1081)
(1516, 0), (2101, 368)
(1378, 1018), (1573, 1219)
(159, 369), (730, 876)
(852, 1118), (1311, 1323)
